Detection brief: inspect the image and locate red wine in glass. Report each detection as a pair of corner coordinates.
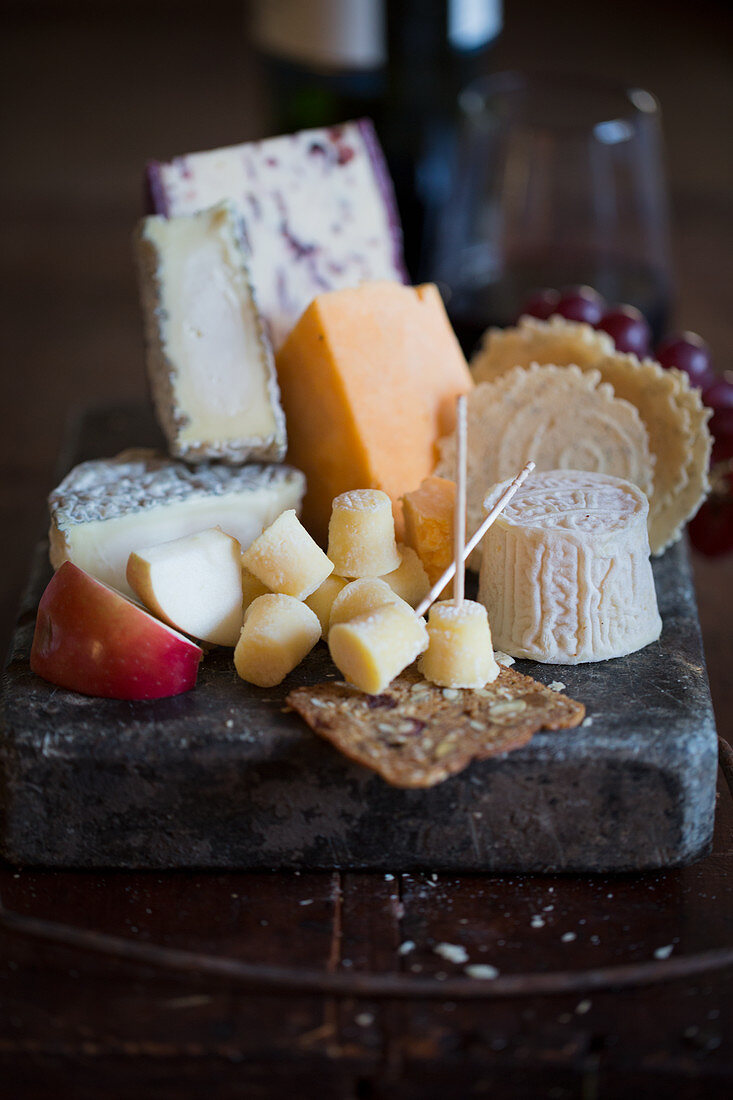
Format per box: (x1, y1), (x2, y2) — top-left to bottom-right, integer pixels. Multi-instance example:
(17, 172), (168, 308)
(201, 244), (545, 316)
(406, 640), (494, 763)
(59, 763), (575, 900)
(446, 258), (671, 358)
(425, 73), (673, 359)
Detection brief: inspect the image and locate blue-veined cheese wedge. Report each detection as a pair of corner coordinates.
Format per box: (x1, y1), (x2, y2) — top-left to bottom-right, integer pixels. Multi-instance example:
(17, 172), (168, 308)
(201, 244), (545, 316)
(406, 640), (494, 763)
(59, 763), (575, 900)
(478, 470), (662, 664)
(145, 120), (406, 351)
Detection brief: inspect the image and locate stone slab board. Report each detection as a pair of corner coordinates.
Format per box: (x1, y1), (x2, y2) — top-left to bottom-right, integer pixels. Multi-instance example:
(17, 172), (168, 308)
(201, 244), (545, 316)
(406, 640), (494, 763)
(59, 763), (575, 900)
(0, 406), (719, 872)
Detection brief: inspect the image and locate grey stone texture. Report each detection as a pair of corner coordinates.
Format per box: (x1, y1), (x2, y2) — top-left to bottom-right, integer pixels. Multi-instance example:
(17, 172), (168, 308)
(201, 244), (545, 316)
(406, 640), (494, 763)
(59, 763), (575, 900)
(1, 535), (717, 872)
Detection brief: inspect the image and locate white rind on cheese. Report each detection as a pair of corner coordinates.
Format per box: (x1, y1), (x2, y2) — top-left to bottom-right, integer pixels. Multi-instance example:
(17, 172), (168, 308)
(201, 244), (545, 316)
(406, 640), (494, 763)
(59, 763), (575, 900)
(48, 449), (305, 598)
(145, 120), (406, 349)
(478, 470), (662, 665)
(136, 202), (287, 464)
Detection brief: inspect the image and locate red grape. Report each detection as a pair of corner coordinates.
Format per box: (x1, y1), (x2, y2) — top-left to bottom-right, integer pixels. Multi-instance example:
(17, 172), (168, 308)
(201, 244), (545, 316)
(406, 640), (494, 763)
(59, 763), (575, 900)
(688, 466), (733, 557)
(711, 430), (733, 466)
(703, 376), (733, 412)
(710, 418), (733, 460)
(596, 305), (651, 356)
(704, 378), (733, 465)
(656, 331), (714, 389)
(519, 288), (561, 321)
(555, 286), (605, 325)
(711, 408), (733, 437)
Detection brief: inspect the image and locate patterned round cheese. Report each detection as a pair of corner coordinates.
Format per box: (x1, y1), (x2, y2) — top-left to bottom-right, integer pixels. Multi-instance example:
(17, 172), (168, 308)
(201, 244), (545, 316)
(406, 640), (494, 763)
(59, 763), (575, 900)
(478, 470), (662, 664)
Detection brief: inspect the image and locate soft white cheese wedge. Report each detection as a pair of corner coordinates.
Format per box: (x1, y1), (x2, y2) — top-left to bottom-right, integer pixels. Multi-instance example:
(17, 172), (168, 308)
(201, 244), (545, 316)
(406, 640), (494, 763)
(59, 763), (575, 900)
(478, 470), (662, 664)
(136, 202), (287, 463)
(49, 449), (305, 599)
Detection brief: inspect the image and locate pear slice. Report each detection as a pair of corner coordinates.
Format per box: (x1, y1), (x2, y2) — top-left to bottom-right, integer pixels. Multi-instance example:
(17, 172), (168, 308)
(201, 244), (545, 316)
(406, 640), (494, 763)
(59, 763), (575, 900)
(127, 527), (244, 647)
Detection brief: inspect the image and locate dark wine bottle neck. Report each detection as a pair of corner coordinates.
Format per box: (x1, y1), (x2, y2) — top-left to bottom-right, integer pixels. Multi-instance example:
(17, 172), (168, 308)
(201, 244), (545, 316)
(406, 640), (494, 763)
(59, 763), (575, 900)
(386, 0), (499, 113)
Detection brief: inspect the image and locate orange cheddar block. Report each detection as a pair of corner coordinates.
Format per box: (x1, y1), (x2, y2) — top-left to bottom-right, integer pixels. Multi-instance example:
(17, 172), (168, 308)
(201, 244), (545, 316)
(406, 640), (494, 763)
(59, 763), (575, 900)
(275, 281), (472, 545)
(402, 475), (456, 585)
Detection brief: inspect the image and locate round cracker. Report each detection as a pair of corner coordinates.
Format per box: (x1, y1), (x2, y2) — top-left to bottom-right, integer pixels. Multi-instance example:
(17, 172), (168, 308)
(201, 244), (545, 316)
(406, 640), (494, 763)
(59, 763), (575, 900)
(471, 315), (614, 384)
(470, 315), (712, 554)
(593, 355), (712, 554)
(436, 364), (654, 569)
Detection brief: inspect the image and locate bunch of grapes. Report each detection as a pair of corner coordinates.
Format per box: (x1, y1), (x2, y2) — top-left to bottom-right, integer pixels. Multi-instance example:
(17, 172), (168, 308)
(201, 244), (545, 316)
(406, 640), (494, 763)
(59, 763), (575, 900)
(520, 287), (733, 555)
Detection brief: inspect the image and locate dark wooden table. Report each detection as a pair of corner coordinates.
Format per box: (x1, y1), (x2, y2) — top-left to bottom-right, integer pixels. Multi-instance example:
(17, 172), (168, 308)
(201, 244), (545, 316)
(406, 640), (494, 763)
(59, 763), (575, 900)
(1, 2), (731, 1095)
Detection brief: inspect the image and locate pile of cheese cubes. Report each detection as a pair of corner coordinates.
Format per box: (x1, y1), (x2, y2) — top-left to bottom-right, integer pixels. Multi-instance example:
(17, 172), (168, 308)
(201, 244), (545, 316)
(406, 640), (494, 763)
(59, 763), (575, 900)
(124, 485), (500, 694)
(235, 488), (499, 693)
(236, 490), (425, 690)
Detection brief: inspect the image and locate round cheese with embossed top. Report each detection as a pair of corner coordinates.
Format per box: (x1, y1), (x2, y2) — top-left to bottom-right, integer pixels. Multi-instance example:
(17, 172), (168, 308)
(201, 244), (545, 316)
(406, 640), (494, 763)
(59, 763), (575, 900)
(478, 470), (661, 664)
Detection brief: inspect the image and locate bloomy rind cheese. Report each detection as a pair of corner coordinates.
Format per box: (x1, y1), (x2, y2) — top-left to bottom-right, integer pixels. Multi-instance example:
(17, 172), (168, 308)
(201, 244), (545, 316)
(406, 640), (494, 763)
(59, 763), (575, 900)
(135, 202), (287, 464)
(49, 449), (305, 598)
(146, 120), (407, 350)
(478, 470), (662, 664)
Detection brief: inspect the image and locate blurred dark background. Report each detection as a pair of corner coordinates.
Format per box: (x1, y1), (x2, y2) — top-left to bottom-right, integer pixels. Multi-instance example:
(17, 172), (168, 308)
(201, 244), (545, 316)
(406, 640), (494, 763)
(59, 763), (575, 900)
(1, 0), (732, 733)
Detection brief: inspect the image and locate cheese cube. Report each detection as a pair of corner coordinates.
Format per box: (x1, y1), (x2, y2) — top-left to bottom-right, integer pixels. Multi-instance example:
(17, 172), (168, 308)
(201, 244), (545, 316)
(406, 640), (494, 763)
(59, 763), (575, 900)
(327, 490), (401, 578)
(402, 476), (456, 585)
(242, 567), (270, 612)
(329, 578), (403, 630)
(241, 509), (333, 600)
(305, 574), (348, 638)
(329, 603), (429, 695)
(418, 600), (500, 689)
(48, 450), (306, 599)
(146, 120), (406, 351)
(234, 594), (321, 688)
(276, 282), (473, 543)
(136, 202), (286, 464)
(380, 545), (430, 607)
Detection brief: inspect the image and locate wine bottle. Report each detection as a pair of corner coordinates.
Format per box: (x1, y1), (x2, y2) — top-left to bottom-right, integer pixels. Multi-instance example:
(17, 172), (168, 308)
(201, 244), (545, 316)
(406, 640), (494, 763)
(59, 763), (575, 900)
(250, 0), (503, 278)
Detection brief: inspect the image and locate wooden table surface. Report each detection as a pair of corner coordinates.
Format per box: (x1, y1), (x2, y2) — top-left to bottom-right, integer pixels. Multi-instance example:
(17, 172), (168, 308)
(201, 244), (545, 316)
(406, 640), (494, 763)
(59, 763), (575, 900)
(1, 2), (731, 1096)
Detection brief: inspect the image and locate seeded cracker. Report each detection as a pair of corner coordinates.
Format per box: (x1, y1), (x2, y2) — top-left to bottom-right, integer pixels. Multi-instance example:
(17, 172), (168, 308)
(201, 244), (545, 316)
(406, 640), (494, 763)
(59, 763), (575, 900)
(287, 665), (584, 788)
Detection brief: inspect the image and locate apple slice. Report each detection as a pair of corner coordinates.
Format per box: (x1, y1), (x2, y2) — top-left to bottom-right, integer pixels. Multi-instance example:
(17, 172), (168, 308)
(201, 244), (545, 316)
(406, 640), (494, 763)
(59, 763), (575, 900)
(31, 562), (202, 699)
(126, 527), (244, 647)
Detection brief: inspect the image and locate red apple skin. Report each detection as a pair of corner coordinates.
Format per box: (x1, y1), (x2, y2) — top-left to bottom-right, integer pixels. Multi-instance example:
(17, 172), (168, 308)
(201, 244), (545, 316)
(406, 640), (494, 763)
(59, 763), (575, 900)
(30, 562), (203, 700)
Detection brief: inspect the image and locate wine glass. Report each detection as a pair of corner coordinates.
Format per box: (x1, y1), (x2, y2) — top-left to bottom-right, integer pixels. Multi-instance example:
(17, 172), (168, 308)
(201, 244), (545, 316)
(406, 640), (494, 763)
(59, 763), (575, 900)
(423, 71), (673, 356)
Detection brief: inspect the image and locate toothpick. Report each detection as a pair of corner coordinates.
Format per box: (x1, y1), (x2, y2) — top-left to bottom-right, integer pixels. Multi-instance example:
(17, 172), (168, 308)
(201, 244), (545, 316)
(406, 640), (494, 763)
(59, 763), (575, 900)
(453, 394), (467, 607)
(415, 461), (535, 619)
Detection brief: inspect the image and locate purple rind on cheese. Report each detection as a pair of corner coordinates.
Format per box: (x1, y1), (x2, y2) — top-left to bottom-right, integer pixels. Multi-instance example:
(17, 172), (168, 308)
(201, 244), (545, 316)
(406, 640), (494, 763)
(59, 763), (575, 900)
(354, 117), (408, 284)
(144, 161), (169, 217)
(142, 120), (407, 348)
